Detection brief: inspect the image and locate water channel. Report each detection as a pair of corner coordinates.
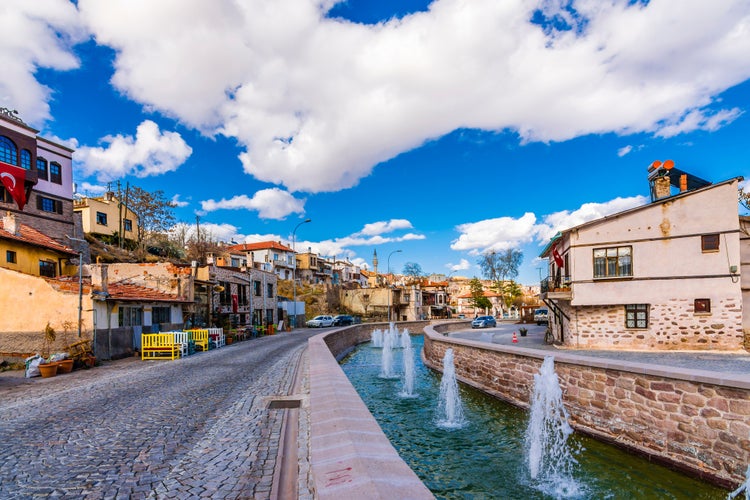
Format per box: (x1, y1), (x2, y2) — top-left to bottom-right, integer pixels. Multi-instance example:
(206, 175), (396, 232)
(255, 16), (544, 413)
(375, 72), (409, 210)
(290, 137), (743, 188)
(340, 334), (727, 499)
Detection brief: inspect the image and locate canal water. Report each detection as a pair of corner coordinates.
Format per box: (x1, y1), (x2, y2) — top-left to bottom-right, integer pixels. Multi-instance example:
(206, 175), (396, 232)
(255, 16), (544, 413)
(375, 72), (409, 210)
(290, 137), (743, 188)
(340, 335), (727, 499)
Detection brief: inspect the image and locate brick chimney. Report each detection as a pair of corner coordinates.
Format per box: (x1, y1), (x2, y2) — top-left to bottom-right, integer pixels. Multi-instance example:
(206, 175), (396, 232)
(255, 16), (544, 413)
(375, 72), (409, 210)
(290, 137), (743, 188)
(3, 211), (18, 235)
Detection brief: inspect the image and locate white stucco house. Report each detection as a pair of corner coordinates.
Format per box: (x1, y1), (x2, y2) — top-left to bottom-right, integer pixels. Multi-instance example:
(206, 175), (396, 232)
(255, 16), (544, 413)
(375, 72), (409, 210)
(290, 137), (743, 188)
(540, 163), (747, 351)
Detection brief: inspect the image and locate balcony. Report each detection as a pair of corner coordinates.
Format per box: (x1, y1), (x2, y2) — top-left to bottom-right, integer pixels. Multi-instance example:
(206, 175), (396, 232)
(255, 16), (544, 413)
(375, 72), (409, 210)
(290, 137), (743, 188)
(541, 276), (572, 300)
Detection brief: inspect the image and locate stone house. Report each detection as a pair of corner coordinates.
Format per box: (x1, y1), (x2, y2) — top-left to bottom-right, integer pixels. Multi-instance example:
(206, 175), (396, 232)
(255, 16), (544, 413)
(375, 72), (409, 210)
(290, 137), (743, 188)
(227, 241), (295, 280)
(540, 163), (746, 351)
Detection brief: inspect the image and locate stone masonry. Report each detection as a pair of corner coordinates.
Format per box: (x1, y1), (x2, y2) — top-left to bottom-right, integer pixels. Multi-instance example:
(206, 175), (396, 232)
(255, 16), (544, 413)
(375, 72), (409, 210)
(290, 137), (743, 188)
(423, 324), (750, 489)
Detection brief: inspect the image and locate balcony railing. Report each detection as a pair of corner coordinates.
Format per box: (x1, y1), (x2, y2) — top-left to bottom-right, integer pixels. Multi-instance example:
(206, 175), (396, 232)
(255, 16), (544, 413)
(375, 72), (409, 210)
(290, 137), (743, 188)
(541, 275), (571, 293)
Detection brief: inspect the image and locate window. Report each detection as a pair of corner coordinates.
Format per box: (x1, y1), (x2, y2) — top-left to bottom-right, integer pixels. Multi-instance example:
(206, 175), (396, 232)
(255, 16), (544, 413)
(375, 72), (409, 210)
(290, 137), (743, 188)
(37, 196), (63, 214)
(625, 304), (649, 328)
(39, 260), (56, 278)
(119, 306), (143, 327)
(0, 136), (17, 165)
(123, 218), (133, 232)
(219, 281), (231, 305)
(49, 162), (62, 184)
(254, 280), (261, 296)
(701, 234), (720, 252)
(20, 149), (31, 170)
(96, 211), (108, 226)
(694, 299), (711, 314)
(152, 306), (171, 324)
(36, 157), (48, 180)
(237, 285), (248, 305)
(0, 186), (12, 203)
(6, 250), (16, 263)
(593, 246), (632, 278)
(267, 283), (273, 298)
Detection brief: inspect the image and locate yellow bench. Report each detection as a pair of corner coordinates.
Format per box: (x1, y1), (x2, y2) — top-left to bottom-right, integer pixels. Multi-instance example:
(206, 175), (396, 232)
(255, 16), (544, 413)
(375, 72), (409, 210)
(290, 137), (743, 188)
(141, 333), (181, 360)
(186, 329), (209, 352)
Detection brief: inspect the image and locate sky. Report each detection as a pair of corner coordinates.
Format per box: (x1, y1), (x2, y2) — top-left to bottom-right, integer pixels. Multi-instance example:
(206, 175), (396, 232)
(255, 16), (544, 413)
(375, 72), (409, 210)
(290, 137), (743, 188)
(3, 0), (750, 285)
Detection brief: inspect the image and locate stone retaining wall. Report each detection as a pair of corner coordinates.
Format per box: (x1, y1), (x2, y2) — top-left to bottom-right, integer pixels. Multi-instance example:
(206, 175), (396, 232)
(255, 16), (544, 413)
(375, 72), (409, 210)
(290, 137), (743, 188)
(423, 325), (750, 489)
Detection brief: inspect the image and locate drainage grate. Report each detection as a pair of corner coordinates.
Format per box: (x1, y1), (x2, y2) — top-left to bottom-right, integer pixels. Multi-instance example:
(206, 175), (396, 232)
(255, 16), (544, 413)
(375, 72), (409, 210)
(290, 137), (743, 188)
(267, 398), (301, 409)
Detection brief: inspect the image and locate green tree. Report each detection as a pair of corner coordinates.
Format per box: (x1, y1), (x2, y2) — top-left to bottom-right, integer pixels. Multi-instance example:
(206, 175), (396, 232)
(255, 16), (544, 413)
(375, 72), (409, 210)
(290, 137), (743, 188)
(469, 277), (491, 312)
(402, 262), (423, 283)
(502, 280), (523, 309)
(478, 249), (523, 309)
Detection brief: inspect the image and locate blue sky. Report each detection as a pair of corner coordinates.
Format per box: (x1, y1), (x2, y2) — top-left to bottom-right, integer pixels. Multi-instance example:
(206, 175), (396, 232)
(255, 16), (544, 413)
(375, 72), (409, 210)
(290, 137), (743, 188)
(3, 0), (750, 285)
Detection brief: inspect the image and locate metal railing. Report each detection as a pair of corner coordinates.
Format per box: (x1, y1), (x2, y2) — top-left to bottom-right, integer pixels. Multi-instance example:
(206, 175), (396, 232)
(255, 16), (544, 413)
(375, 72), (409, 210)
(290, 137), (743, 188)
(541, 275), (571, 293)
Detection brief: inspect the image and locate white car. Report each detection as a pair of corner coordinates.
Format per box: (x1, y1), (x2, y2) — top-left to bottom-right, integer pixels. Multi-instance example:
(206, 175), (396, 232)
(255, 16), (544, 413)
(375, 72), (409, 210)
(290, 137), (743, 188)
(306, 315), (334, 328)
(534, 308), (549, 325)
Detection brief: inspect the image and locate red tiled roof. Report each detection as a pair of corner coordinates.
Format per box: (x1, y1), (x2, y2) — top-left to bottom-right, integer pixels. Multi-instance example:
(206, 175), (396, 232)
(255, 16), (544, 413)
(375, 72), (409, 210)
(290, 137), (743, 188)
(228, 241), (294, 253)
(0, 220), (77, 256)
(103, 282), (192, 303)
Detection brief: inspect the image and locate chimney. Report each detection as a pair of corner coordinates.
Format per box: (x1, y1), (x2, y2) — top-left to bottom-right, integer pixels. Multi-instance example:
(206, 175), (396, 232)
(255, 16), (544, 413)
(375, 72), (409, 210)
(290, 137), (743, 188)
(106, 191), (114, 201)
(3, 211), (17, 235)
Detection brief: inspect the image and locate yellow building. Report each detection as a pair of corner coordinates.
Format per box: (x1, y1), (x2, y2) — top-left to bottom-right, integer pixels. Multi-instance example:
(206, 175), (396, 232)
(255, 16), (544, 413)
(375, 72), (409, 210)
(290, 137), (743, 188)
(0, 212), (77, 277)
(73, 192), (139, 242)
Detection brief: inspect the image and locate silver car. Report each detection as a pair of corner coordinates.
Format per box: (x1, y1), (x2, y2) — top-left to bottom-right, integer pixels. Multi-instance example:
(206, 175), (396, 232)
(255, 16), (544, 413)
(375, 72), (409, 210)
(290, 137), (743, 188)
(306, 315), (334, 328)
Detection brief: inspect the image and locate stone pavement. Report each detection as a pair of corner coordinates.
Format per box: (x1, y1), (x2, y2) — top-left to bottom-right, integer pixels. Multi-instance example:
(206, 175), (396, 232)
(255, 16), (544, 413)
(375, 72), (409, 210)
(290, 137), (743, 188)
(0, 330), (318, 499)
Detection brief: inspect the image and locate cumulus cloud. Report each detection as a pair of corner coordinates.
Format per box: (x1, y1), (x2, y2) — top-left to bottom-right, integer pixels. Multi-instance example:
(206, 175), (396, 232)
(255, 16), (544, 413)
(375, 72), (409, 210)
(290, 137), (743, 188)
(69, 0), (750, 193)
(171, 194), (189, 208)
(452, 195), (648, 255)
(75, 182), (107, 196)
(200, 188), (306, 220)
(170, 221), (245, 243)
(74, 120), (193, 182)
(448, 259), (471, 271)
(0, 0), (86, 126)
(617, 145), (633, 157)
(358, 219), (413, 236)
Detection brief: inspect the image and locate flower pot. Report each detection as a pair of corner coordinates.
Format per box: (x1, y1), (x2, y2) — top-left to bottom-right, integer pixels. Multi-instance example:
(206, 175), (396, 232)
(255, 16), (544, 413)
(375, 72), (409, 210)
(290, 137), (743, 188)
(38, 362), (58, 378)
(57, 359), (74, 374)
(226, 337), (234, 345)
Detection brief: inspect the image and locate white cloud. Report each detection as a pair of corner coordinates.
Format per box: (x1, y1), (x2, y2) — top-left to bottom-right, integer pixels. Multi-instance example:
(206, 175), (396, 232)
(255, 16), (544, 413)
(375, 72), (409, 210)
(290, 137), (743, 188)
(171, 194), (189, 208)
(451, 212), (538, 254)
(200, 188), (306, 220)
(617, 145), (633, 157)
(170, 221), (245, 244)
(74, 120), (193, 182)
(75, 182), (107, 196)
(451, 195), (648, 255)
(448, 259), (471, 271)
(0, 0), (86, 126)
(358, 219), (413, 236)
(69, 0), (750, 193)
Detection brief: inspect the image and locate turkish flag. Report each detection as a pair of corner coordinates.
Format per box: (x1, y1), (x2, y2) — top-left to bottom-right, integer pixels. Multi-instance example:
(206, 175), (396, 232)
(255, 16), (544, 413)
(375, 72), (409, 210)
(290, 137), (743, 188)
(0, 161), (26, 210)
(552, 242), (564, 268)
(232, 294), (238, 313)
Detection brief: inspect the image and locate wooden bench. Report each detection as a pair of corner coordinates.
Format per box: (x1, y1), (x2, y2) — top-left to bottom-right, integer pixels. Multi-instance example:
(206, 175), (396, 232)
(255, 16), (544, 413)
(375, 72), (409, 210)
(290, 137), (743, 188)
(141, 333), (180, 360)
(186, 329), (209, 352)
(208, 327), (225, 348)
(168, 331), (190, 358)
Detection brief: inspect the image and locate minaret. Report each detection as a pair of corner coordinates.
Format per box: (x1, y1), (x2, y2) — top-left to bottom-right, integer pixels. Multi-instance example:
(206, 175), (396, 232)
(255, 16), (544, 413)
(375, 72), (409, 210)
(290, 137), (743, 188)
(372, 249), (379, 275)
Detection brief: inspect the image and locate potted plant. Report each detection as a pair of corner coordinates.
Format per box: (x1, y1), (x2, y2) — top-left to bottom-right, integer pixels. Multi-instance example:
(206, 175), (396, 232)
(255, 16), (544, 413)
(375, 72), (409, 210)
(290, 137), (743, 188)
(38, 322), (59, 377)
(519, 327), (528, 337)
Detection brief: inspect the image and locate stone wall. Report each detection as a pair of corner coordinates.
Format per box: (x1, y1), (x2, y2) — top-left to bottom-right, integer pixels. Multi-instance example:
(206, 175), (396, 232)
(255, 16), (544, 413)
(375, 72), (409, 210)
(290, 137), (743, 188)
(559, 297), (745, 351)
(422, 325), (750, 489)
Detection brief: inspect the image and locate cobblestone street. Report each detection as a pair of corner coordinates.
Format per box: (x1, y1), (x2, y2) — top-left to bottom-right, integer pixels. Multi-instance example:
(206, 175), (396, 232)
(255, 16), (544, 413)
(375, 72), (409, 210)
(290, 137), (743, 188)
(0, 331), (318, 499)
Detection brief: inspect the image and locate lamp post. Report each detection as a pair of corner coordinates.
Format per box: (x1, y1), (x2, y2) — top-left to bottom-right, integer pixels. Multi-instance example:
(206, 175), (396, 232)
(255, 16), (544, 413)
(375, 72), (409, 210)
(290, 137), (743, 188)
(67, 236), (87, 338)
(387, 249), (402, 323)
(291, 218), (311, 329)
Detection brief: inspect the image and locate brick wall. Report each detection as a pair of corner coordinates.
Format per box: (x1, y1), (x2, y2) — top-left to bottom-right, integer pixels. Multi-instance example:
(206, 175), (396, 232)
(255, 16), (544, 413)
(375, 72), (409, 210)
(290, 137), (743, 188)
(558, 297), (745, 351)
(422, 326), (750, 489)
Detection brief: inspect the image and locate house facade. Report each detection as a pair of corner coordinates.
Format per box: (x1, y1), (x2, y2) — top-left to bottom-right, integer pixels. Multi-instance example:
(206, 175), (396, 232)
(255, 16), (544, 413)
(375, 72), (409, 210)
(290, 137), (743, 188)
(73, 192), (139, 242)
(0, 108), (77, 244)
(227, 241), (295, 280)
(540, 166), (746, 351)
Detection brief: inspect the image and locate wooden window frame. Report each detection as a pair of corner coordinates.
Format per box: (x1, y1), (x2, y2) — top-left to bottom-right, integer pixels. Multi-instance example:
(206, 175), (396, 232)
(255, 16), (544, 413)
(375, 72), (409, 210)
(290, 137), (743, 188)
(701, 234), (720, 253)
(694, 298), (711, 314)
(625, 304), (649, 329)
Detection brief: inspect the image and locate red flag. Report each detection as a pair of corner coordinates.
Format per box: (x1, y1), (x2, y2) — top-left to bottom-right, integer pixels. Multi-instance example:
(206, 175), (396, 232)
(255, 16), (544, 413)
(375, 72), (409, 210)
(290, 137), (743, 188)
(552, 242), (564, 268)
(232, 294), (238, 313)
(0, 161), (27, 210)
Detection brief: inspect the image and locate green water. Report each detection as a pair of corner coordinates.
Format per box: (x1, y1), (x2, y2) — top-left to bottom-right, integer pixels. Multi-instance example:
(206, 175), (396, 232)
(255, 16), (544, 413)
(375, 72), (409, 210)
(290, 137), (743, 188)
(341, 335), (728, 499)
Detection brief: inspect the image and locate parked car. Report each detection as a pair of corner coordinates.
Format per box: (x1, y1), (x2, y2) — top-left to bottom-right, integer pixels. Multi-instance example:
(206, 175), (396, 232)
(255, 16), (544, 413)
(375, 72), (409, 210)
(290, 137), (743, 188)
(332, 314), (355, 326)
(534, 308), (549, 325)
(471, 315), (497, 328)
(306, 315), (334, 328)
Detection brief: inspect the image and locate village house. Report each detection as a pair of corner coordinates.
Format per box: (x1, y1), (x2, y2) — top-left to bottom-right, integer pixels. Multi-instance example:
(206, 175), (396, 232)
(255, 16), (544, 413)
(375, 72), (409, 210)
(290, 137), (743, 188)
(227, 241), (295, 280)
(540, 162), (747, 351)
(73, 191), (139, 243)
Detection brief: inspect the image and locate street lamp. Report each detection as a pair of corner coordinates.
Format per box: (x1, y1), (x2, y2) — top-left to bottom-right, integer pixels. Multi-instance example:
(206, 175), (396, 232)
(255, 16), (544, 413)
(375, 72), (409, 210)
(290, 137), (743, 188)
(66, 236), (87, 338)
(291, 218), (311, 329)
(387, 249), (402, 323)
